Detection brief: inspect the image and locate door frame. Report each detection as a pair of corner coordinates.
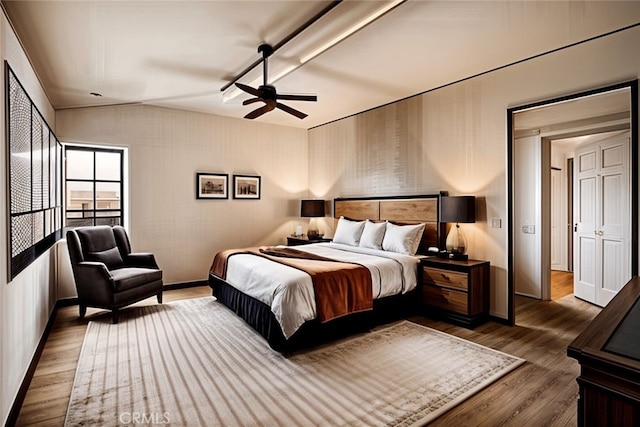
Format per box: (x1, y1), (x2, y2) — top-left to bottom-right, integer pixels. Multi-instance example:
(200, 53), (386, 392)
(506, 79), (638, 325)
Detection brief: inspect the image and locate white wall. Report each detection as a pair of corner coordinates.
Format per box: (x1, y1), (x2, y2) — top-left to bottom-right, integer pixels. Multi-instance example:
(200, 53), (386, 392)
(0, 12), (58, 426)
(514, 134), (542, 298)
(56, 105), (309, 286)
(551, 142), (574, 272)
(309, 25), (640, 319)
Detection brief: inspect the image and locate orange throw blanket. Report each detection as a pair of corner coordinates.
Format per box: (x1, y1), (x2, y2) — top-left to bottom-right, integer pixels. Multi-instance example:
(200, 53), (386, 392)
(210, 246), (373, 323)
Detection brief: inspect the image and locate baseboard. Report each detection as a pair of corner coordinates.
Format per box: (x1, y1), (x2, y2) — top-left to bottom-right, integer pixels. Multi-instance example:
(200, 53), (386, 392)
(5, 300), (62, 427)
(57, 297), (79, 307)
(163, 280), (208, 290)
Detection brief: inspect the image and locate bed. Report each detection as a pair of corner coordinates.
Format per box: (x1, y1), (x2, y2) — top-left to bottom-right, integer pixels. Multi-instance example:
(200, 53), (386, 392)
(208, 194), (446, 352)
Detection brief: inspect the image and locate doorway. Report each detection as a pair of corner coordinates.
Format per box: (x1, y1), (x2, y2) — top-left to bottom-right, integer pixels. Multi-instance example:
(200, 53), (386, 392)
(507, 80), (638, 325)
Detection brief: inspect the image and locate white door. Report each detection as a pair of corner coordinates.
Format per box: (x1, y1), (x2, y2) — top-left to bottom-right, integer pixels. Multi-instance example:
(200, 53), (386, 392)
(573, 133), (630, 306)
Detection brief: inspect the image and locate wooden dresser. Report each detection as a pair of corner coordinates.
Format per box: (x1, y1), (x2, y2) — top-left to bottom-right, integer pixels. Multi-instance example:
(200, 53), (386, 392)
(568, 277), (640, 426)
(419, 257), (490, 328)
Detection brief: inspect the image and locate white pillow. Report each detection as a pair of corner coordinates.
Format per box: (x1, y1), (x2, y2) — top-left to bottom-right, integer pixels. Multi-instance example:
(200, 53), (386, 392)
(382, 222), (426, 255)
(333, 217), (366, 246)
(359, 220), (387, 250)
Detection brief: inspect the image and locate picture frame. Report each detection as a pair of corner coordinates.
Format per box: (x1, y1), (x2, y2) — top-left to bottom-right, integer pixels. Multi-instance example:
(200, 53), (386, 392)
(233, 174), (261, 200)
(196, 173), (228, 199)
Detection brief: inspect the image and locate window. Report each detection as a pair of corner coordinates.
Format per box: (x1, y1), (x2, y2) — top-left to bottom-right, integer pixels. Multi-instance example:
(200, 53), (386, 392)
(64, 145), (125, 228)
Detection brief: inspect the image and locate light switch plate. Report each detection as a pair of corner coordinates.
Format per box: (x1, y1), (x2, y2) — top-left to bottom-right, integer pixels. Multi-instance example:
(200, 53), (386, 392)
(491, 218), (502, 228)
(521, 225), (535, 234)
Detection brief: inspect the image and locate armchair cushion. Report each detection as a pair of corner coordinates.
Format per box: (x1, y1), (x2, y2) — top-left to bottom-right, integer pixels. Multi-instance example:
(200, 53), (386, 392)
(87, 247), (124, 270)
(110, 267), (163, 292)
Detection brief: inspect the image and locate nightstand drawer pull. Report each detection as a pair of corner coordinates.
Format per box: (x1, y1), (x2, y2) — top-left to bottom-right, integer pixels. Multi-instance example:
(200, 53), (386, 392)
(422, 267), (468, 290)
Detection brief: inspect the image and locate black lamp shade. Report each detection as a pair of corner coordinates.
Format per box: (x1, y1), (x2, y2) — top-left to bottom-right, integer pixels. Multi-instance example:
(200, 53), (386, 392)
(301, 199), (325, 217)
(440, 196), (476, 223)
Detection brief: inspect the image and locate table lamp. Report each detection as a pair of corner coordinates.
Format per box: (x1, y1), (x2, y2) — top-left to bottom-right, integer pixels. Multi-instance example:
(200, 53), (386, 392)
(439, 195), (476, 260)
(300, 199), (325, 239)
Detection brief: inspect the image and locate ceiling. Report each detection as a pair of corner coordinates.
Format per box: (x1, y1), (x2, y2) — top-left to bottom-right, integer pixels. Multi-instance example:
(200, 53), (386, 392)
(2, 0), (640, 129)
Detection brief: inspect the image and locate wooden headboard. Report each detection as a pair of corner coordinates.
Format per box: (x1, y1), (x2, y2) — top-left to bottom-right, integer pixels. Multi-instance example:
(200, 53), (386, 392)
(333, 194), (447, 254)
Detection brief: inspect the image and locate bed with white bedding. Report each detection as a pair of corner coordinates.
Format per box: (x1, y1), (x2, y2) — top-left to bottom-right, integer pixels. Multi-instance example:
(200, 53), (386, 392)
(207, 194), (445, 352)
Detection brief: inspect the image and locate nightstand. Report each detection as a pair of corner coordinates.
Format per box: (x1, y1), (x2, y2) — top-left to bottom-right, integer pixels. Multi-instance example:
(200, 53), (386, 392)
(287, 236), (332, 246)
(420, 257), (490, 328)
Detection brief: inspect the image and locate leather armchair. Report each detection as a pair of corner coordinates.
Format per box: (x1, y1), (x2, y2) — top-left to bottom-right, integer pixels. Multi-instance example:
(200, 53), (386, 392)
(66, 225), (163, 323)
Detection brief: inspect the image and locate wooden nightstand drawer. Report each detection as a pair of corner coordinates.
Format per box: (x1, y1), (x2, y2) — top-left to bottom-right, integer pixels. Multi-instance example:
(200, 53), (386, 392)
(422, 285), (468, 314)
(422, 267), (468, 291)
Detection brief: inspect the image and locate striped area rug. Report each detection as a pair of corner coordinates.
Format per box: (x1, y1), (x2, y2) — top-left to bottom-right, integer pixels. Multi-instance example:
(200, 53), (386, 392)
(65, 298), (524, 426)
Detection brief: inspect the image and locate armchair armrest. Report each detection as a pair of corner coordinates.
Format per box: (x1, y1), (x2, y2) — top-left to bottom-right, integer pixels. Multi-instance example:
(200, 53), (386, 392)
(74, 262), (116, 302)
(76, 261), (113, 281)
(125, 252), (159, 269)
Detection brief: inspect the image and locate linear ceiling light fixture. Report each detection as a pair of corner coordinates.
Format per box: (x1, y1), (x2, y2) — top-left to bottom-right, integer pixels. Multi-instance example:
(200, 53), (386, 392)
(222, 0), (406, 103)
(220, 1), (343, 93)
(299, 0), (406, 64)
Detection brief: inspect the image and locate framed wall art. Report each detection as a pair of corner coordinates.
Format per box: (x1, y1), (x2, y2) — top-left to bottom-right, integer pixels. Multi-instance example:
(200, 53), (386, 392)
(233, 175), (261, 200)
(196, 173), (228, 199)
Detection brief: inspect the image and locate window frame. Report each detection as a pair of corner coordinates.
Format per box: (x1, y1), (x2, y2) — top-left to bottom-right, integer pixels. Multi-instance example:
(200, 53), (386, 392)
(64, 145), (125, 229)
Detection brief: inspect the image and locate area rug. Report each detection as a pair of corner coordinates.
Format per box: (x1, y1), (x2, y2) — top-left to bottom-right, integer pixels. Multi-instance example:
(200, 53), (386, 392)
(65, 298), (525, 426)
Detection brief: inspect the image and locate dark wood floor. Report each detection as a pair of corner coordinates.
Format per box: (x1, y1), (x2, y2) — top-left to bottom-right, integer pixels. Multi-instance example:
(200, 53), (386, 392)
(16, 277), (599, 426)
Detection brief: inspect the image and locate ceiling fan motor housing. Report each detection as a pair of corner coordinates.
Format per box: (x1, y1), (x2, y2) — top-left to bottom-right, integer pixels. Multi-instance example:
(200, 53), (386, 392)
(258, 44), (274, 58)
(259, 85), (277, 101)
(234, 43), (315, 119)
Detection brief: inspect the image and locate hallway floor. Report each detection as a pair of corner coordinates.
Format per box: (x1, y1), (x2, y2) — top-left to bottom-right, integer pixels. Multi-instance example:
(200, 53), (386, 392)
(551, 270), (573, 300)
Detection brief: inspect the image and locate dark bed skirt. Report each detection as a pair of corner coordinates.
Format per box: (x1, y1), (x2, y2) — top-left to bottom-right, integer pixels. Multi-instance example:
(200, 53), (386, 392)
(207, 273), (419, 353)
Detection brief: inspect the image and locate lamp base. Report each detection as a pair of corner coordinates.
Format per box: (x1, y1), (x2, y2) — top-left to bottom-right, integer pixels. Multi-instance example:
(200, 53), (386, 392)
(449, 253), (468, 261)
(437, 251), (468, 261)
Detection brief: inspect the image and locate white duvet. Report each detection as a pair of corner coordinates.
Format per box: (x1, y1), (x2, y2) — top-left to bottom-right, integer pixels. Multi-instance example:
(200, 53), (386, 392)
(223, 242), (421, 338)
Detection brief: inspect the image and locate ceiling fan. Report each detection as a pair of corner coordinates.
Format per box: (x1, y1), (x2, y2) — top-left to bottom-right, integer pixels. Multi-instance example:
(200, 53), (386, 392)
(235, 44), (317, 120)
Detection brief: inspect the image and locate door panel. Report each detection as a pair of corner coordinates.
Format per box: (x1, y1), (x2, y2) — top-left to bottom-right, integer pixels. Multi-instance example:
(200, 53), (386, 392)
(602, 239), (623, 292)
(579, 150), (596, 172)
(575, 236), (596, 302)
(601, 144), (624, 169)
(575, 176), (597, 237)
(575, 158), (597, 302)
(601, 173), (623, 237)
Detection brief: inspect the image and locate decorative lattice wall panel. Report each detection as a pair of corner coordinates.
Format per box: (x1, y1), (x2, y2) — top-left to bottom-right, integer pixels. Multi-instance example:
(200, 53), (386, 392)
(6, 62), (63, 280)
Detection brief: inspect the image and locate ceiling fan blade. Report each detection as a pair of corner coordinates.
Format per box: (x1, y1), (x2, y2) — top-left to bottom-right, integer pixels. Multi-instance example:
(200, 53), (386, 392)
(242, 98), (263, 106)
(276, 93), (317, 102)
(276, 102), (308, 119)
(244, 100), (276, 119)
(235, 82), (261, 97)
